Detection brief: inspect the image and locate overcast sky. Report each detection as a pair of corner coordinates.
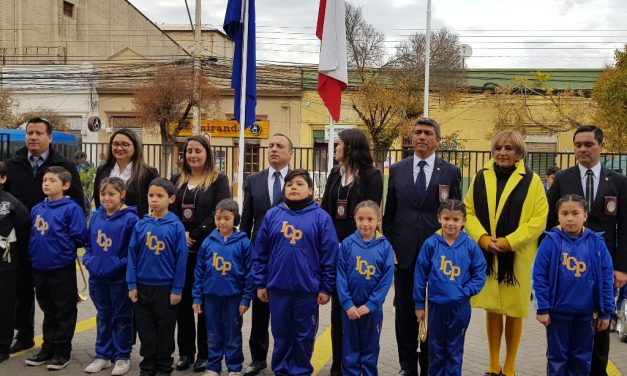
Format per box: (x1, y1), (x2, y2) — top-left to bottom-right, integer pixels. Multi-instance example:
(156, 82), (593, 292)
(129, 0), (627, 69)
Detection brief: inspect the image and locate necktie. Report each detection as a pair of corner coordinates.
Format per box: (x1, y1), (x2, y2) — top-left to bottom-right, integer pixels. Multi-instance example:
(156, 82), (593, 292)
(272, 171), (282, 206)
(30, 155), (42, 175)
(415, 160), (427, 196)
(586, 169), (594, 210)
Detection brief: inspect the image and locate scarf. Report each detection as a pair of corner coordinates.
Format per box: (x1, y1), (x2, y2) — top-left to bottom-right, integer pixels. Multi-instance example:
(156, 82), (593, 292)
(285, 196), (314, 211)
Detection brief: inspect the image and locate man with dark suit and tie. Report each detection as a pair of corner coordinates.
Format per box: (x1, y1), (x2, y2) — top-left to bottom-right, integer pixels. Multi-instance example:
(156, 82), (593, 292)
(240, 133), (293, 376)
(383, 118), (462, 376)
(547, 125), (627, 376)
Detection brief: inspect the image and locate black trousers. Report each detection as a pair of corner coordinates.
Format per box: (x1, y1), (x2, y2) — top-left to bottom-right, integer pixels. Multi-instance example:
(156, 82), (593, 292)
(248, 295), (270, 363)
(13, 261), (35, 341)
(33, 265), (78, 359)
(176, 252), (207, 359)
(395, 266), (428, 376)
(590, 328), (610, 376)
(330, 289), (343, 375)
(0, 268), (18, 354)
(135, 284), (178, 373)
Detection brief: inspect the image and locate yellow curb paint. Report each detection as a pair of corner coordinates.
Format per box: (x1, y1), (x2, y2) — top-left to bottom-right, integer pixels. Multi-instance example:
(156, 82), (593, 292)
(608, 360), (622, 376)
(10, 317), (97, 358)
(311, 326), (333, 375)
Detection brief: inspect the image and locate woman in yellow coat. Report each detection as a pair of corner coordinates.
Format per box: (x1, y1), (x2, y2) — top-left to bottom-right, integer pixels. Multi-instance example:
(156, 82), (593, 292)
(464, 131), (548, 376)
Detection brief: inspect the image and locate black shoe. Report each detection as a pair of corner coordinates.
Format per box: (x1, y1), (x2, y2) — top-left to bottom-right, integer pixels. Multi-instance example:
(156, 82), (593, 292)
(243, 361), (267, 376)
(193, 358), (207, 372)
(139, 370), (155, 376)
(155, 369), (173, 376)
(484, 372), (502, 376)
(0, 354), (9, 364)
(46, 357), (70, 370)
(175, 356), (193, 371)
(25, 350), (54, 366)
(398, 370), (418, 376)
(9, 339), (35, 354)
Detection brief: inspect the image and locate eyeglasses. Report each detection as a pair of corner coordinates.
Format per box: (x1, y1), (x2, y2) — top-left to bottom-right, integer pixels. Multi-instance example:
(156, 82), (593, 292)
(112, 142), (132, 150)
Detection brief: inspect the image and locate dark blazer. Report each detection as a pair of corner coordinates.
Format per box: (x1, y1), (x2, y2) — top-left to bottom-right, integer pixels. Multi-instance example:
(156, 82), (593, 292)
(240, 169), (286, 243)
(547, 165), (627, 272)
(383, 156), (462, 269)
(93, 163), (159, 217)
(320, 166), (383, 241)
(169, 173), (232, 253)
(5, 146), (86, 212)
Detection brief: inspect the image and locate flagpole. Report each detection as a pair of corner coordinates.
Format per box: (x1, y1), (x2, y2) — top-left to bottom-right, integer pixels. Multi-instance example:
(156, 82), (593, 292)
(236, 0), (250, 212)
(423, 0), (432, 117)
(327, 114), (334, 174)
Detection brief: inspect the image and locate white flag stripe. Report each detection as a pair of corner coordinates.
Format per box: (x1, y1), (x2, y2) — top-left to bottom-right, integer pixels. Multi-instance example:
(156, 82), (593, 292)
(318, 0), (348, 85)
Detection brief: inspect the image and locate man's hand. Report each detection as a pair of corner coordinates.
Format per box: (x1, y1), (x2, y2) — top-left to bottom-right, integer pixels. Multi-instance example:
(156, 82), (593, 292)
(185, 231), (196, 248)
(128, 289), (138, 303)
(597, 318), (610, 332)
(192, 303), (202, 314)
(239, 305), (249, 315)
(346, 307), (360, 320)
(257, 288), (269, 303)
(536, 314), (551, 327)
(170, 294), (181, 305)
(317, 293), (331, 305)
(415, 309), (425, 323)
(614, 271), (627, 289)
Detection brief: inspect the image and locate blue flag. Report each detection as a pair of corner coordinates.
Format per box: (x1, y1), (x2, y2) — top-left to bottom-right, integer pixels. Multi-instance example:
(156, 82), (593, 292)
(224, 0), (256, 129)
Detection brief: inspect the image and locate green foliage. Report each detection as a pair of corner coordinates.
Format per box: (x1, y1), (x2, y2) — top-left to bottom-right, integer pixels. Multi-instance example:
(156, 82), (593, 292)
(79, 166), (97, 204)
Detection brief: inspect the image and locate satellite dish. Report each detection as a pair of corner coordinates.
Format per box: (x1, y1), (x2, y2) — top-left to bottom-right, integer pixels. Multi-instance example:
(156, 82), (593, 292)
(461, 44), (473, 59)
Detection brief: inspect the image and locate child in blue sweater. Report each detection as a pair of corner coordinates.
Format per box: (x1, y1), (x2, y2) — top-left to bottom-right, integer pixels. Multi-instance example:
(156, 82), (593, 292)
(127, 178), (188, 376)
(336, 200), (394, 376)
(84, 177), (139, 375)
(533, 194), (614, 376)
(252, 169), (339, 376)
(414, 199), (487, 376)
(192, 199), (254, 376)
(26, 166), (88, 370)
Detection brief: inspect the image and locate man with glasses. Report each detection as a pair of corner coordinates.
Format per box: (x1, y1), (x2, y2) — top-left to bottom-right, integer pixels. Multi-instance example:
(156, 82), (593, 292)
(383, 118), (462, 376)
(5, 117), (85, 353)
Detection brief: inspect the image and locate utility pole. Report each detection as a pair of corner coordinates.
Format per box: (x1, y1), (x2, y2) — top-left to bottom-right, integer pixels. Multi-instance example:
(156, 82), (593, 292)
(423, 0), (432, 117)
(192, 0), (202, 135)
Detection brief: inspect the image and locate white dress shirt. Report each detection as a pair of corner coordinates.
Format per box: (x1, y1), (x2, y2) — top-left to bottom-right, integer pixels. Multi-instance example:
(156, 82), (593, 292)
(413, 153), (436, 187)
(110, 162), (133, 182)
(268, 165), (289, 204)
(578, 162), (602, 200)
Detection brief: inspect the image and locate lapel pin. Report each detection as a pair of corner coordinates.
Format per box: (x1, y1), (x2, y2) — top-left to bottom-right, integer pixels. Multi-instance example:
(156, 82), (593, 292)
(605, 177), (609, 181)
(436, 167), (441, 171)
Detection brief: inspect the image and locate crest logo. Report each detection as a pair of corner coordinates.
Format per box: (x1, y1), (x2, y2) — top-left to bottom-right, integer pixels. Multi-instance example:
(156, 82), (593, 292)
(562, 252), (587, 277)
(34, 215), (49, 235)
(146, 232), (166, 255)
(355, 256), (376, 280)
(212, 252), (233, 275)
(281, 221), (303, 244)
(439, 255), (461, 281)
(96, 230), (113, 252)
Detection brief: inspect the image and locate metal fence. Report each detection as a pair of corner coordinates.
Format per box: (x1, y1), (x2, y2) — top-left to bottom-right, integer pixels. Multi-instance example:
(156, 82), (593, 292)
(2, 139), (626, 198)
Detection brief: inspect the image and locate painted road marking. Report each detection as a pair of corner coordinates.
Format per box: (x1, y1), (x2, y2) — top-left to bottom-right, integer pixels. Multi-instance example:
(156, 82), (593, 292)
(10, 317), (97, 358)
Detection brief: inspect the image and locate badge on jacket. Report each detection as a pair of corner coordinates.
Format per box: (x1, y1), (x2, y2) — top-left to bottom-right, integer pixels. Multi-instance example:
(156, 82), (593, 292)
(438, 185), (450, 203)
(605, 196), (617, 216)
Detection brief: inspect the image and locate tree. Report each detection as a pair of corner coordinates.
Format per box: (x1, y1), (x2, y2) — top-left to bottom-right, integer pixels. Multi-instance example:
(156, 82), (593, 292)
(592, 45), (627, 152)
(485, 71), (591, 137)
(345, 2), (465, 151)
(132, 64), (222, 144)
(0, 89), (14, 128)
(13, 108), (71, 131)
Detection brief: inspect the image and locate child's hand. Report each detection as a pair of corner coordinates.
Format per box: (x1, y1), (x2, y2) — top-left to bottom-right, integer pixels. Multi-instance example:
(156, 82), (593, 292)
(415, 309), (425, 323)
(356, 305), (370, 316)
(192, 304), (202, 314)
(597, 318), (610, 332)
(128, 289), (138, 303)
(257, 288), (269, 303)
(170, 294), (182, 305)
(239, 305), (249, 315)
(317, 293), (331, 305)
(536, 314), (551, 327)
(346, 307), (360, 320)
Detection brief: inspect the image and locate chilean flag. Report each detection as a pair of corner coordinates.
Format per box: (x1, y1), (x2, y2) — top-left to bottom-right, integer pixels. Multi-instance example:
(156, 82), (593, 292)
(317, 0), (348, 122)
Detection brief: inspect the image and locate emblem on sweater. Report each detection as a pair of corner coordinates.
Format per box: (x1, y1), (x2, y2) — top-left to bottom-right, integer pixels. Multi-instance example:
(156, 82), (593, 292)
(562, 252), (586, 277)
(439, 256), (460, 281)
(281, 221), (303, 244)
(146, 232), (165, 255)
(34, 215), (49, 235)
(97, 230), (113, 252)
(0, 202), (10, 216)
(212, 252), (232, 275)
(355, 256), (376, 280)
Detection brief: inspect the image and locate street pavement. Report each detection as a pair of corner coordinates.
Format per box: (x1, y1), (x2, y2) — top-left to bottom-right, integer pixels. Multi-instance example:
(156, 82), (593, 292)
(3, 269), (626, 375)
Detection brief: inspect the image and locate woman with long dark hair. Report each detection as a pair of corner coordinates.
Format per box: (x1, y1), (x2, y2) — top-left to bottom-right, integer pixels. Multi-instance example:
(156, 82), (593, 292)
(170, 135), (231, 372)
(320, 128), (383, 375)
(93, 129), (158, 217)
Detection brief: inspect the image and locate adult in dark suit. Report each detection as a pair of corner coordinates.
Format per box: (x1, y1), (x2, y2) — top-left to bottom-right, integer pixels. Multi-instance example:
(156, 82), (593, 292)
(320, 128), (383, 375)
(383, 118), (462, 376)
(547, 125), (627, 376)
(240, 133), (293, 376)
(5, 117), (85, 354)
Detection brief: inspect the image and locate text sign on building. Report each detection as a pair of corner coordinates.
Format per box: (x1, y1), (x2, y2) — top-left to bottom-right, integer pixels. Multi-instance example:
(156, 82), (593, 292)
(324, 125), (353, 143)
(170, 120), (269, 139)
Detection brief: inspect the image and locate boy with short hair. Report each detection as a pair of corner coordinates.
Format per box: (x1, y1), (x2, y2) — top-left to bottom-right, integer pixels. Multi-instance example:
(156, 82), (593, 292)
(193, 199), (254, 376)
(0, 161), (30, 363)
(127, 178), (188, 376)
(26, 166), (88, 370)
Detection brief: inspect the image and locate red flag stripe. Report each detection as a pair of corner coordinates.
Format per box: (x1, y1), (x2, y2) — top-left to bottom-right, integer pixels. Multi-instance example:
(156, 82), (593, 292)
(316, 0), (326, 40)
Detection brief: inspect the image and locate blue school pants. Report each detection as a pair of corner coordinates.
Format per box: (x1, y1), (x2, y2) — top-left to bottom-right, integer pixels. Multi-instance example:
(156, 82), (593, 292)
(546, 313), (595, 376)
(341, 308), (383, 376)
(203, 295), (244, 373)
(427, 301), (471, 376)
(90, 280), (133, 360)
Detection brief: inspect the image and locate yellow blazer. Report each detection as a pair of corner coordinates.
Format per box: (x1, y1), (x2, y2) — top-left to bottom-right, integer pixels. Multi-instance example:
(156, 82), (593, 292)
(464, 159), (548, 318)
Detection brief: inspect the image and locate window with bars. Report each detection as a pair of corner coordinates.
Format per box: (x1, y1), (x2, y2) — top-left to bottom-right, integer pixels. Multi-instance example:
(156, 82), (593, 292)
(244, 144), (260, 176)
